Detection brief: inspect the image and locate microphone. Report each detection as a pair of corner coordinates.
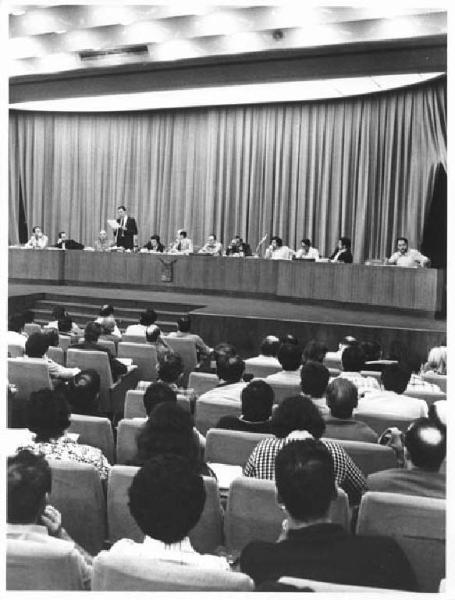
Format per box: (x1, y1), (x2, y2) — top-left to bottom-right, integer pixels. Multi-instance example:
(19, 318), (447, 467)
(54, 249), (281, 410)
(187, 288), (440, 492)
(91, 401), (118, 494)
(254, 233), (268, 255)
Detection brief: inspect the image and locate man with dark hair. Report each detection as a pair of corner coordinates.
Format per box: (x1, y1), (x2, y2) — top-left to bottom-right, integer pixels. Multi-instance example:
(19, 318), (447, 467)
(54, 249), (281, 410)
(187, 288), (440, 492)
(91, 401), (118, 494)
(125, 308), (157, 336)
(300, 361), (330, 414)
(101, 455), (228, 568)
(7, 449), (93, 589)
(168, 316), (211, 359)
(169, 229), (193, 254)
(198, 234), (223, 256)
(240, 440), (417, 590)
(265, 236), (293, 260)
(357, 364), (427, 419)
(154, 352), (197, 407)
(367, 418), (445, 498)
(294, 238), (319, 260)
(225, 235), (252, 257)
(324, 379), (377, 442)
(54, 231), (84, 250)
(404, 351), (444, 394)
(302, 340), (327, 364)
(336, 345), (380, 396)
(143, 382), (178, 416)
(114, 205), (138, 250)
(95, 304), (122, 340)
(25, 332), (80, 381)
(8, 314), (27, 350)
(387, 237), (429, 267)
(72, 322), (127, 381)
(265, 343), (302, 385)
(198, 355), (247, 403)
(329, 237), (353, 263)
(216, 380), (274, 433)
(245, 335), (281, 370)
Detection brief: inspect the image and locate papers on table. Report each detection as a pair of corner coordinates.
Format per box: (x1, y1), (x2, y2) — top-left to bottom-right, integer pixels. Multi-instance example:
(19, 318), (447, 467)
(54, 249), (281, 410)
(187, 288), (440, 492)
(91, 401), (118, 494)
(208, 463), (243, 491)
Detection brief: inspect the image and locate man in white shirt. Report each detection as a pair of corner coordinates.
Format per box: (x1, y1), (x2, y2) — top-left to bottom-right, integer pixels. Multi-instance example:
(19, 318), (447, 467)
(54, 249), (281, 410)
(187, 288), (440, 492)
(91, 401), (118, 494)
(265, 236), (294, 260)
(167, 316), (212, 359)
(169, 229), (193, 254)
(294, 238), (320, 260)
(125, 308), (157, 337)
(8, 314), (27, 350)
(103, 454), (229, 570)
(357, 364), (428, 418)
(25, 226), (48, 249)
(265, 343), (302, 385)
(198, 234), (223, 256)
(324, 335), (357, 364)
(7, 450), (92, 590)
(245, 335), (281, 368)
(198, 355), (247, 404)
(387, 237), (430, 268)
(336, 345), (380, 397)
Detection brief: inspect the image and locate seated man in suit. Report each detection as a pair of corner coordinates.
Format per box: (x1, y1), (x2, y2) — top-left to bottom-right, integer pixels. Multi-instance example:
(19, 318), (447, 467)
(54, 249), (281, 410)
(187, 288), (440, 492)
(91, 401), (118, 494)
(367, 417), (445, 498)
(329, 236), (353, 263)
(240, 439), (417, 590)
(103, 454), (229, 569)
(225, 235), (252, 257)
(72, 322), (127, 382)
(7, 449), (92, 590)
(264, 343), (302, 385)
(54, 231), (84, 250)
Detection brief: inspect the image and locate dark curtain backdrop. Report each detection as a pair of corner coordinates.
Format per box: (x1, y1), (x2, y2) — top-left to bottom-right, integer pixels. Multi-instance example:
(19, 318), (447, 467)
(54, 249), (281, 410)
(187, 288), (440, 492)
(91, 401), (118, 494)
(9, 78), (446, 261)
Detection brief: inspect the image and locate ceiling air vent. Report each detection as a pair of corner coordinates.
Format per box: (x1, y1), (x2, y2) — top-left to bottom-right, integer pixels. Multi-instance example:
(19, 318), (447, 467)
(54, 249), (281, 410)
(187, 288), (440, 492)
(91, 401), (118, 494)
(79, 44), (149, 63)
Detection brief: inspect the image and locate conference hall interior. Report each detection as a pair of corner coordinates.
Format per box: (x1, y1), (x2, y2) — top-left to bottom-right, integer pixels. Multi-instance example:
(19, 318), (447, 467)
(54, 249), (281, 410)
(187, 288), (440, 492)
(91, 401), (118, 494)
(6, 2), (447, 593)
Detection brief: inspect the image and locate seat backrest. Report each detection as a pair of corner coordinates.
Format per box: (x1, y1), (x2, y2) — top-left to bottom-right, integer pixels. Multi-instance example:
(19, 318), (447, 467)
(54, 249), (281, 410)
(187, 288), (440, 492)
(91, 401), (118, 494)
(7, 538), (85, 590)
(323, 355), (342, 370)
(67, 414), (115, 463)
(92, 551), (254, 591)
(8, 343), (24, 358)
(403, 390), (446, 408)
(244, 359), (281, 379)
(122, 334), (147, 344)
(279, 576), (409, 593)
(355, 413), (414, 436)
(188, 371), (219, 396)
(97, 338), (117, 356)
(107, 466), (223, 554)
(24, 323), (42, 335)
(268, 382), (301, 405)
(205, 429), (272, 466)
(360, 370), (382, 384)
(322, 438), (397, 475)
(423, 373), (446, 393)
(124, 389), (147, 418)
(67, 349), (113, 412)
(118, 342), (158, 381)
(47, 459), (106, 556)
(58, 335), (72, 352)
(224, 476), (349, 555)
(194, 398), (241, 436)
(116, 418), (144, 464)
(8, 357), (53, 402)
(47, 346), (65, 366)
(162, 336), (197, 385)
(356, 491), (445, 592)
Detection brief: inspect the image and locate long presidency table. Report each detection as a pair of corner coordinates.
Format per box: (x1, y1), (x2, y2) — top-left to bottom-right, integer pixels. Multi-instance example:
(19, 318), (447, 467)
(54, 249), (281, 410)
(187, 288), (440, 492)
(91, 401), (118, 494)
(9, 248), (443, 314)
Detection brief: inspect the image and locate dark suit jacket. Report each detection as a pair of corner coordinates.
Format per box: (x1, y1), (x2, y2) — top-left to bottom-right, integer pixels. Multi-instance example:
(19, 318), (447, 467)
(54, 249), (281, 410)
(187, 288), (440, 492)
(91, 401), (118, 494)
(116, 216), (138, 250)
(54, 239), (84, 250)
(329, 248), (353, 263)
(240, 523), (417, 590)
(143, 241), (164, 252)
(71, 341), (127, 381)
(216, 415), (271, 434)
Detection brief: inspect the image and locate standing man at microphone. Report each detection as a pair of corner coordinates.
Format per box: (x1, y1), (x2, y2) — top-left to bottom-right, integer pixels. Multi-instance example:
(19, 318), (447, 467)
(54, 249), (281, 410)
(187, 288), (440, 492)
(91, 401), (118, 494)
(114, 205), (138, 251)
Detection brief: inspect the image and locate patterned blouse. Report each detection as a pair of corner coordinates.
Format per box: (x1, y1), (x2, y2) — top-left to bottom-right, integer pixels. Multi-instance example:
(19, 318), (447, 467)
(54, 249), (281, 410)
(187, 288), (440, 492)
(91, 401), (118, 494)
(17, 435), (110, 480)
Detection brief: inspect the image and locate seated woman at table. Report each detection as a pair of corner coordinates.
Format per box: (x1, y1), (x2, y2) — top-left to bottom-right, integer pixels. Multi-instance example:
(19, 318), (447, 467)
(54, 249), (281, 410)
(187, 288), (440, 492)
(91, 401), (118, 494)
(25, 226), (48, 249)
(142, 234), (165, 253)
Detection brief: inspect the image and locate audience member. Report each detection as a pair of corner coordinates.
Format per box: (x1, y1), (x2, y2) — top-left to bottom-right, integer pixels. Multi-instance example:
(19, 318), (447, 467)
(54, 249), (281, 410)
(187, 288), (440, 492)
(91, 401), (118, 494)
(336, 345), (380, 396)
(243, 395), (367, 504)
(17, 389), (110, 479)
(8, 314), (27, 350)
(280, 333), (299, 346)
(142, 382), (177, 416)
(43, 328), (59, 349)
(404, 352), (443, 394)
(240, 440), (417, 590)
(300, 361), (330, 414)
(25, 332), (80, 382)
(125, 308), (157, 336)
(156, 352), (197, 406)
(98, 317), (121, 342)
(367, 418), (445, 498)
(103, 455), (228, 568)
(264, 343), (302, 385)
(145, 324), (172, 359)
(357, 364), (428, 418)
(246, 335), (281, 368)
(7, 449), (92, 589)
(302, 340), (327, 364)
(65, 369), (101, 416)
(359, 340), (393, 372)
(197, 355), (247, 403)
(216, 380), (274, 433)
(47, 306), (81, 336)
(324, 335), (357, 362)
(72, 322), (127, 382)
(423, 346), (447, 376)
(95, 304), (122, 339)
(168, 316), (212, 359)
(324, 379), (377, 443)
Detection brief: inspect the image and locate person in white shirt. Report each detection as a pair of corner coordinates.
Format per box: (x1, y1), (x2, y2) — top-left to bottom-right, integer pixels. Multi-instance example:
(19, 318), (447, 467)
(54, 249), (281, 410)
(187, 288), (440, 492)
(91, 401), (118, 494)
(265, 343), (302, 385)
(198, 234), (223, 256)
(198, 355), (247, 404)
(25, 332), (80, 382)
(387, 237), (430, 268)
(25, 226), (48, 249)
(8, 314), (27, 350)
(94, 304), (122, 340)
(102, 454), (229, 570)
(265, 236), (294, 260)
(168, 316), (212, 360)
(357, 364), (428, 418)
(245, 335), (281, 368)
(324, 336), (357, 364)
(336, 345), (380, 397)
(294, 238), (320, 260)
(125, 308), (157, 337)
(169, 229), (193, 254)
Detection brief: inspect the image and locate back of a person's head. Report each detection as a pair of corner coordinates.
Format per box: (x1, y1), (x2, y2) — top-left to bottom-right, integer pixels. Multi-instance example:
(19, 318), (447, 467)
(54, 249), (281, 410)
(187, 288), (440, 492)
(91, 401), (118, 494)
(326, 378), (358, 418)
(241, 380), (274, 422)
(280, 334), (299, 346)
(25, 332), (49, 358)
(51, 306), (66, 321)
(143, 382), (177, 416)
(426, 347), (447, 375)
(84, 321), (102, 342)
(128, 454), (205, 544)
(404, 352), (424, 375)
(99, 317), (114, 335)
(277, 343), (302, 371)
(8, 450), (52, 524)
(177, 317), (191, 333)
(9, 313), (26, 333)
(340, 335), (357, 348)
(66, 369), (101, 415)
(213, 343), (237, 365)
(275, 440), (336, 522)
(44, 328), (59, 347)
(381, 364), (411, 394)
(405, 418), (446, 471)
(260, 335), (280, 357)
(22, 309), (35, 324)
(158, 353), (184, 383)
(26, 388), (71, 442)
(140, 308), (157, 326)
(146, 324), (161, 342)
(271, 395), (325, 439)
(302, 340), (327, 364)
(74, 369), (100, 397)
(216, 354), (245, 383)
(341, 345), (365, 372)
(359, 341), (382, 362)
(57, 315), (73, 333)
(99, 304), (114, 317)
(300, 361), (329, 397)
